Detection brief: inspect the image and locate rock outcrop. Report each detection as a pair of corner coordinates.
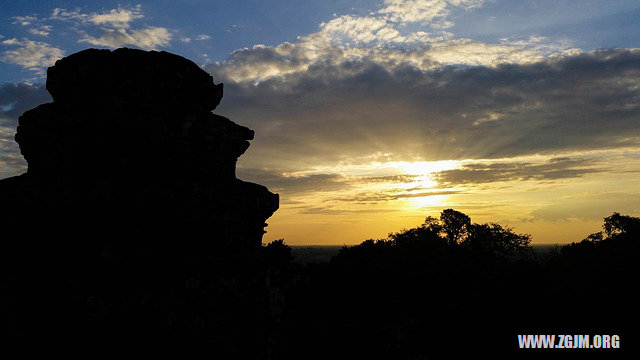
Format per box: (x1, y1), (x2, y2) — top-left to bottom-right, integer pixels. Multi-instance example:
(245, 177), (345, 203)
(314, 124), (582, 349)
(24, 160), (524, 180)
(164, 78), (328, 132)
(0, 48), (278, 343)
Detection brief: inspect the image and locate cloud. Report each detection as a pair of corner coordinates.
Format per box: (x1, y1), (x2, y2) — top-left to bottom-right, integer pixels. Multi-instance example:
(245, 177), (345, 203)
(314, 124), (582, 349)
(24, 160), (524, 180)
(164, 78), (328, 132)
(378, 0), (484, 27)
(211, 48), (640, 171)
(1, 40), (64, 73)
(209, 22), (569, 85)
(88, 6), (143, 28)
(237, 167), (350, 194)
(0, 125), (27, 179)
(351, 174), (419, 183)
(12, 15), (38, 26)
(0, 83), (50, 178)
(11, 14), (52, 36)
(378, 0), (449, 25)
(435, 158), (603, 185)
(181, 34), (210, 43)
(296, 206), (393, 215)
(425, 37), (554, 66)
(236, 166), (456, 203)
(29, 26), (52, 37)
(209, 39), (549, 84)
(319, 15), (402, 44)
(50, 5), (171, 50)
(51, 6), (143, 28)
(2, 5), (170, 71)
(334, 190), (460, 203)
(0, 82), (51, 126)
(80, 27), (171, 49)
(206, 0), (575, 85)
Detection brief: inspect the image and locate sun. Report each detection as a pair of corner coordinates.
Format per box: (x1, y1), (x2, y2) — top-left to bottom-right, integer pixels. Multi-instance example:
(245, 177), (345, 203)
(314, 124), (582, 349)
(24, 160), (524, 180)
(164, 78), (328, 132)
(407, 194), (450, 208)
(386, 160), (460, 209)
(387, 160), (459, 188)
(391, 160), (460, 176)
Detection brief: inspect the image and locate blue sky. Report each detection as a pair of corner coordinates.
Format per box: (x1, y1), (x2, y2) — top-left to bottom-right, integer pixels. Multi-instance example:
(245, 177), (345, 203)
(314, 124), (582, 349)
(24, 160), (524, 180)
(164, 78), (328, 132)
(0, 0), (376, 82)
(454, 1), (640, 48)
(1, 1), (639, 83)
(1, 1), (639, 244)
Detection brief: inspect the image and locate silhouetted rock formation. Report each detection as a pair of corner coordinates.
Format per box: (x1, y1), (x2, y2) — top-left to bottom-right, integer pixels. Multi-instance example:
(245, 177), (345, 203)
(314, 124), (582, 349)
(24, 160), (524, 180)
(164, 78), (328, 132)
(11, 48), (277, 248)
(0, 48), (278, 343)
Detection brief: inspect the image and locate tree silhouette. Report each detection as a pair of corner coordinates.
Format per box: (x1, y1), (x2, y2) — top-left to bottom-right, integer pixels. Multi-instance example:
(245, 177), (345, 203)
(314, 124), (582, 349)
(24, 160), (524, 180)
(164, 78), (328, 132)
(440, 209), (471, 246)
(603, 212), (640, 238)
(580, 212), (640, 245)
(461, 222), (532, 261)
(388, 221), (442, 248)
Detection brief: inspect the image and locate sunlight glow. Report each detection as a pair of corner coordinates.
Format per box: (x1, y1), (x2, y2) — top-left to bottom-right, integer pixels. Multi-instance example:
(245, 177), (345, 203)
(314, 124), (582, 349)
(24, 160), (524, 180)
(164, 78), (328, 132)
(406, 194), (449, 208)
(388, 160), (459, 190)
(387, 160), (460, 176)
(386, 160), (460, 209)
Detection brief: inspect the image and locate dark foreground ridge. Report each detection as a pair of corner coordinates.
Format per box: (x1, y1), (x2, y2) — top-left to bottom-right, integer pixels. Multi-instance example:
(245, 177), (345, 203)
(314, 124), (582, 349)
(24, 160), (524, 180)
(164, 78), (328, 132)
(0, 48), (278, 347)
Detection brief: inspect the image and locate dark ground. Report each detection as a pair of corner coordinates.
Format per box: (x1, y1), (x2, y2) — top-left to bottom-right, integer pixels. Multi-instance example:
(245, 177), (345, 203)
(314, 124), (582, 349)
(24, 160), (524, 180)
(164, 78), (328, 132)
(292, 244), (560, 264)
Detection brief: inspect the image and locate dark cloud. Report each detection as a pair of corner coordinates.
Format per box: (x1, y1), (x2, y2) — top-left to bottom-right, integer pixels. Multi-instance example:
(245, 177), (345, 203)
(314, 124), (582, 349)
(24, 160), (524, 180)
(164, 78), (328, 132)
(0, 82), (49, 178)
(237, 168), (424, 196)
(296, 206), (393, 215)
(210, 49), (640, 168)
(0, 126), (26, 178)
(238, 165), (461, 203)
(0, 82), (50, 127)
(434, 157), (603, 185)
(334, 190), (459, 202)
(349, 174), (419, 183)
(3, 50), (639, 183)
(236, 167), (349, 194)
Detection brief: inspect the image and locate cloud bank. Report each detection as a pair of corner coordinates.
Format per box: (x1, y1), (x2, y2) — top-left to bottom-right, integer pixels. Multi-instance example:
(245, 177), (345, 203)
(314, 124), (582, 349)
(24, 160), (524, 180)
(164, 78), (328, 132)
(211, 49), (640, 172)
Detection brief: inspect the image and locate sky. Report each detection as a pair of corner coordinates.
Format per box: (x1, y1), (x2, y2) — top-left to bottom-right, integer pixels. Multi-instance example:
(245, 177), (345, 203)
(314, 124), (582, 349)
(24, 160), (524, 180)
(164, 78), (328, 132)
(1, 0), (639, 245)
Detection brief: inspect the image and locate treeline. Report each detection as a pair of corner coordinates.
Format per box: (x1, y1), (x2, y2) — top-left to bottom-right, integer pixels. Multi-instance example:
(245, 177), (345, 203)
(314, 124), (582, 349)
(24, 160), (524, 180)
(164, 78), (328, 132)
(3, 209), (636, 358)
(263, 210), (639, 359)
